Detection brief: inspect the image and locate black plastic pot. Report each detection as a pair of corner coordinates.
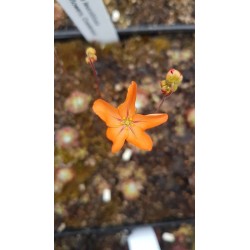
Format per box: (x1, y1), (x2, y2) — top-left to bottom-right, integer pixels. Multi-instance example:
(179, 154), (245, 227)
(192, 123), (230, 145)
(54, 24), (195, 249)
(55, 217), (194, 238)
(54, 24), (195, 40)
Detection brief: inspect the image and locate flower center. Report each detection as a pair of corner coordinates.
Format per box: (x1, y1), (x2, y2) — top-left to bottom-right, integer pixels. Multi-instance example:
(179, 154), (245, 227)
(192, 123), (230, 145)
(121, 117), (133, 127)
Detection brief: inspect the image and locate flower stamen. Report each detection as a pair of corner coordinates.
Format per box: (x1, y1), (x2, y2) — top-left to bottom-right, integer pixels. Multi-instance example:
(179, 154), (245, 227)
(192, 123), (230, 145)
(121, 117), (133, 127)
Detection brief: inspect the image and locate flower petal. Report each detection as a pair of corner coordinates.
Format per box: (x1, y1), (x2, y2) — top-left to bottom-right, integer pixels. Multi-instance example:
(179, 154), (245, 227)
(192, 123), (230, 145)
(126, 126), (153, 151)
(133, 114), (168, 130)
(106, 127), (128, 153)
(118, 81), (137, 118)
(92, 99), (121, 127)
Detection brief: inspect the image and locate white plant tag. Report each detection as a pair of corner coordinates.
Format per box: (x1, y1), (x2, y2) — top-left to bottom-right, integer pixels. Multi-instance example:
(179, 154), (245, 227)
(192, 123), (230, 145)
(127, 226), (161, 250)
(57, 0), (119, 44)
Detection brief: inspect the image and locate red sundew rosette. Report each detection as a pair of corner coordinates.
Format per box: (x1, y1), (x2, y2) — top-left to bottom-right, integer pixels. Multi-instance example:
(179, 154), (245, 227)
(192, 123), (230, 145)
(55, 126), (78, 148)
(119, 179), (143, 200)
(56, 167), (75, 184)
(64, 91), (91, 114)
(54, 167), (75, 193)
(186, 107), (195, 128)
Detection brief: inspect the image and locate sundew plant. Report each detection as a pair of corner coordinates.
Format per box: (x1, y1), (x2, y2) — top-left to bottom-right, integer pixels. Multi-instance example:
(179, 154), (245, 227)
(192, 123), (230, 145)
(54, 37), (195, 243)
(85, 47), (183, 153)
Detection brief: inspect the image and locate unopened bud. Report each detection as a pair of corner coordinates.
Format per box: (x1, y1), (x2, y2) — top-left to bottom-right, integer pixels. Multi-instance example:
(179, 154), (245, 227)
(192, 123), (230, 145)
(166, 68), (183, 86)
(160, 80), (172, 95)
(86, 47), (96, 56)
(85, 47), (97, 64)
(160, 69), (183, 96)
(85, 55), (97, 64)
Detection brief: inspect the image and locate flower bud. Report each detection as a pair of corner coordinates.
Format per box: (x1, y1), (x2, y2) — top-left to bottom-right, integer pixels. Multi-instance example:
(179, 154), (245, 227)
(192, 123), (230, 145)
(85, 55), (97, 64)
(161, 69), (183, 96)
(160, 80), (174, 96)
(86, 47), (96, 56)
(85, 47), (97, 64)
(166, 68), (183, 85)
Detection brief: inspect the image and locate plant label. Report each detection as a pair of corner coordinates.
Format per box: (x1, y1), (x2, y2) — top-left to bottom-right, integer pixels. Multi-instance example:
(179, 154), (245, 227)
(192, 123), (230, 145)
(57, 0), (119, 44)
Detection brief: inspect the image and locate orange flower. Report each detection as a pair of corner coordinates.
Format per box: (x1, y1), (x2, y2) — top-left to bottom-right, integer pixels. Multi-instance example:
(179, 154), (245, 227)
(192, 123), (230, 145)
(92, 81), (168, 153)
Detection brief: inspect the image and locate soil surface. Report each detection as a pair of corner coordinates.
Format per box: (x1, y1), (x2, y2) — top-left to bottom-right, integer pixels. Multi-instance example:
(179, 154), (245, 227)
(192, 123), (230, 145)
(54, 33), (195, 249)
(54, 0), (195, 30)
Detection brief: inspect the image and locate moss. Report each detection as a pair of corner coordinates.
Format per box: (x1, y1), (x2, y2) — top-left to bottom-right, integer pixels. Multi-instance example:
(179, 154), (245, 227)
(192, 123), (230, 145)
(55, 169), (96, 203)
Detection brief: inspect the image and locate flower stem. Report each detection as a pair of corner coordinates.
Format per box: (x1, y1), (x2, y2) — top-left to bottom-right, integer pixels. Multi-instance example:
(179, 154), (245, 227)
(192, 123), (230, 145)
(88, 57), (102, 98)
(157, 96), (166, 112)
(157, 85), (176, 112)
